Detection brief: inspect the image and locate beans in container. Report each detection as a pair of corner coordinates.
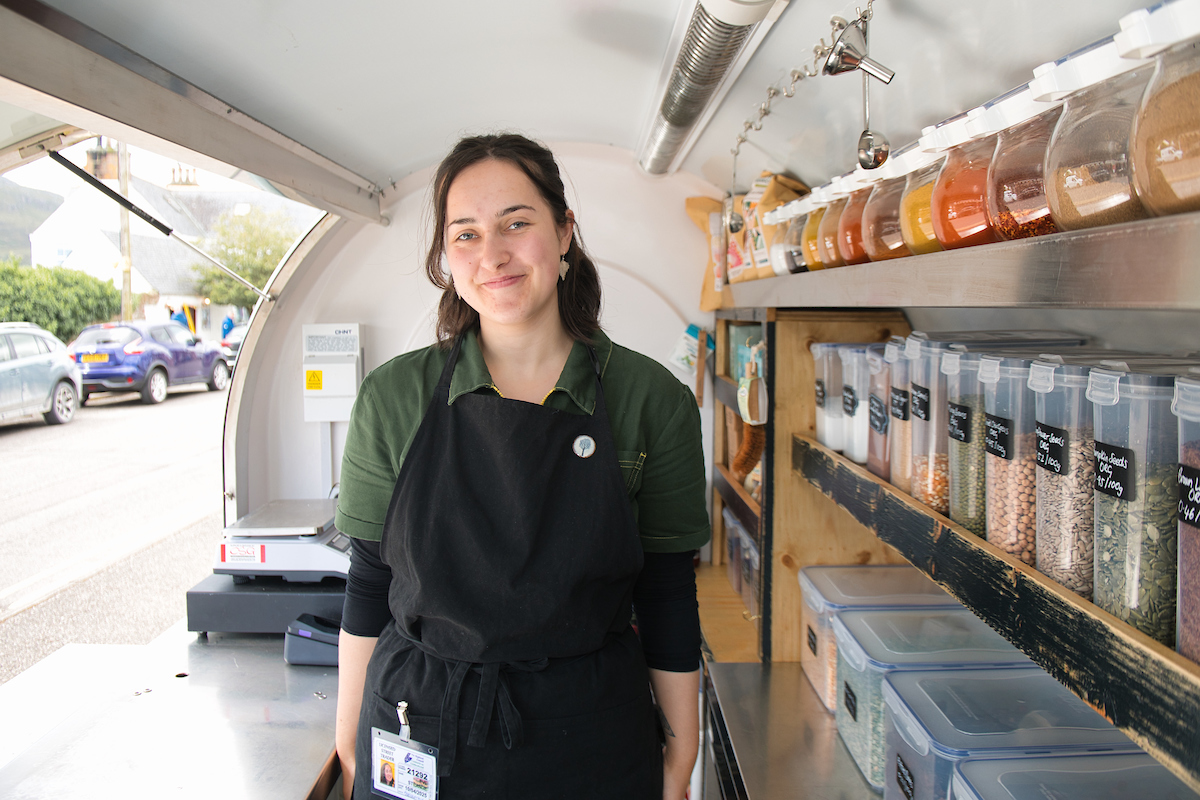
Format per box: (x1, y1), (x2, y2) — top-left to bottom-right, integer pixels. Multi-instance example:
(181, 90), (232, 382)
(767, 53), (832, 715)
(1172, 371), (1200, 661)
(982, 355), (1041, 565)
(943, 350), (987, 537)
(1088, 362), (1196, 646)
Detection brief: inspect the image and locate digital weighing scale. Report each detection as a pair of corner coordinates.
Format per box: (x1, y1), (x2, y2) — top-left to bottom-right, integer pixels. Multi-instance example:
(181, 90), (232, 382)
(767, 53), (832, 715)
(214, 498), (351, 582)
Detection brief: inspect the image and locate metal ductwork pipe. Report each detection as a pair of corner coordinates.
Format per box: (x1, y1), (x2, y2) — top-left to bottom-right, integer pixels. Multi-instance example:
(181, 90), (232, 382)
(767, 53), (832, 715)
(638, 0), (777, 175)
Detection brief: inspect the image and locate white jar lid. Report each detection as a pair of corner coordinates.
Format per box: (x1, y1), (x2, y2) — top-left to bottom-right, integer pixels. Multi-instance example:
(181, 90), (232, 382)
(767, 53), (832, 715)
(965, 84), (1060, 138)
(1030, 38), (1152, 101)
(1116, 0), (1200, 58)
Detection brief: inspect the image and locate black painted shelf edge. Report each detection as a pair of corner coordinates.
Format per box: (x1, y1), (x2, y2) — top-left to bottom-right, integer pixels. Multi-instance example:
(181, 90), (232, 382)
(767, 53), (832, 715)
(714, 464), (760, 540)
(791, 434), (1200, 792)
(713, 376), (739, 414)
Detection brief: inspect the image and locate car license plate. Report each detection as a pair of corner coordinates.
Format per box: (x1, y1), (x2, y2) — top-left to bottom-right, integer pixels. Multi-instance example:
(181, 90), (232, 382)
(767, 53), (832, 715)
(81, 354), (108, 363)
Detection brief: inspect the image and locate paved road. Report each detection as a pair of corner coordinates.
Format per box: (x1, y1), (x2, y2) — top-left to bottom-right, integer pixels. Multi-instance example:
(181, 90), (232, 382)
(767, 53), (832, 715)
(0, 385), (227, 683)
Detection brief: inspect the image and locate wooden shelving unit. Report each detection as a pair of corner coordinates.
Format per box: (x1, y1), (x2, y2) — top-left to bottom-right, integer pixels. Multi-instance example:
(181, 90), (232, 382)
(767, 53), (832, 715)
(793, 434), (1200, 791)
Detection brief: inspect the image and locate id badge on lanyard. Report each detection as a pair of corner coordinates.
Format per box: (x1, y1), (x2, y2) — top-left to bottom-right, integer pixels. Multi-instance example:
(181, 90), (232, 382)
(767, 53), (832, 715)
(371, 701), (439, 799)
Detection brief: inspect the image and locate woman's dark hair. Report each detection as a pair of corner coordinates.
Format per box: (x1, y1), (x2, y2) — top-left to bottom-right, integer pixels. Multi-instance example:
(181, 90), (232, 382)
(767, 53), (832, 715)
(424, 133), (601, 344)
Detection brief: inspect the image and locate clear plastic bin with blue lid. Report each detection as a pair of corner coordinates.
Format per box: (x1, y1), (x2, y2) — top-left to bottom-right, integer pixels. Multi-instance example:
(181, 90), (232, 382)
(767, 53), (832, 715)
(1087, 358), (1200, 646)
(905, 332), (1088, 516)
(882, 667), (1135, 800)
(799, 565), (960, 713)
(831, 607), (1032, 789)
(1172, 367), (1200, 661)
(952, 751), (1200, 800)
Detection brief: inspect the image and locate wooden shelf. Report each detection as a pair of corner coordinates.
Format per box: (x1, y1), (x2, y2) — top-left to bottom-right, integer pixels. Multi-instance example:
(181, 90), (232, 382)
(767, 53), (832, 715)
(714, 463), (760, 536)
(712, 375), (739, 414)
(696, 564), (759, 663)
(730, 211), (1200, 311)
(792, 434), (1200, 792)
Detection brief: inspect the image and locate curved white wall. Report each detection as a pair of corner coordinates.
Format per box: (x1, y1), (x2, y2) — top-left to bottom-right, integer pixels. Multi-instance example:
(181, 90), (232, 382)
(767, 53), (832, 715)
(230, 143), (724, 519)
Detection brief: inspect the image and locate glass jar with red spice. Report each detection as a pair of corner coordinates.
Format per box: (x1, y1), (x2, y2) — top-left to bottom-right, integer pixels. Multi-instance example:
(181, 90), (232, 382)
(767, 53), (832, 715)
(862, 143), (915, 262)
(1038, 37), (1153, 232)
(837, 168), (876, 266)
(985, 86), (1064, 240)
(931, 111), (999, 250)
(818, 173), (854, 268)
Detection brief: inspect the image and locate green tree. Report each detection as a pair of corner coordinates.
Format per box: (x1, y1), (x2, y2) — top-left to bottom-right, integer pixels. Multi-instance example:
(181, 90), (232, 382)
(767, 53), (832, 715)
(193, 207), (298, 308)
(0, 255), (120, 342)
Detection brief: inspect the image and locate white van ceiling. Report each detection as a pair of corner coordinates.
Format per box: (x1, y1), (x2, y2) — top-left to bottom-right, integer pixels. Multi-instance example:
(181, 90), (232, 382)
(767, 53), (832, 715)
(11, 0), (1152, 197)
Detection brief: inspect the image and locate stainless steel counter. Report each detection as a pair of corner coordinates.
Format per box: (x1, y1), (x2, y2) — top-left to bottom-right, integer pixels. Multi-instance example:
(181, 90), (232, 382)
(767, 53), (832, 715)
(705, 661), (877, 800)
(0, 622), (338, 799)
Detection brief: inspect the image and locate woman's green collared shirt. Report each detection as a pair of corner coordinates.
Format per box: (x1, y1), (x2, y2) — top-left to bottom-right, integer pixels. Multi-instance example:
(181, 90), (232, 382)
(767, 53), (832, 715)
(335, 328), (711, 553)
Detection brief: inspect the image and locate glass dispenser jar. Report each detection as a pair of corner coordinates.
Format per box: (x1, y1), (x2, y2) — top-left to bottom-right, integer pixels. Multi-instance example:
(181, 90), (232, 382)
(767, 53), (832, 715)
(863, 143), (915, 262)
(1130, 4), (1200, 217)
(818, 174), (852, 268)
(931, 113), (1000, 250)
(838, 170), (875, 266)
(801, 185), (830, 270)
(1040, 40), (1154, 230)
(900, 128), (950, 256)
(768, 199), (807, 276)
(985, 89), (1063, 240)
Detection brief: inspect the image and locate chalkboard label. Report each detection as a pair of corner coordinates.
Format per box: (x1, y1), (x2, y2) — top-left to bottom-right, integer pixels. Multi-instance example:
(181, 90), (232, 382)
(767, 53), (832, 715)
(985, 414), (1014, 460)
(807, 625), (818, 656)
(815, 379), (826, 409)
(948, 402), (973, 443)
(1036, 422), (1069, 475)
(1095, 441), (1136, 501)
(896, 754), (915, 800)
(843, 385), (859, 417)
(869, 393), (889, 435)
(843, 681), (858, 722)
(910, 383), (931, 421)
(1180, 464), (1200, 527)
(890, 387), (910, 421)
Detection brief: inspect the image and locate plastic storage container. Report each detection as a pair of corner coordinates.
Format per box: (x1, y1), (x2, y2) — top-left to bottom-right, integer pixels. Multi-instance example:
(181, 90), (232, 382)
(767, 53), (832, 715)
(838, 171), (874, 266)
(740, 528), (761, 620)
(798, 565), (957, 713)
(1038, 39), (1154, 231)
(900, 129), (949, 256)
(984, 87), (1063, 239)
(867, 345), (892, 480)
(887, 336), (914, 493)
(722, 507), (744, 595)
(882, 667), (1133, 800)
(942, 349), (988, 537)
(831, 607), (1032, 789)
(862, 143), (916, 262)
(812, 342), (846, 452)
(801, 185), (829, 270)
(1087, 361), (1196, 646)
(981, 354), (1041, 566)
(841, 344), (873, 464)
(931, 113), (1000, 250)
(1173, 369), (1200, 661)
(952, 751), (1200, 800)
(1130, 2), (1200, 216)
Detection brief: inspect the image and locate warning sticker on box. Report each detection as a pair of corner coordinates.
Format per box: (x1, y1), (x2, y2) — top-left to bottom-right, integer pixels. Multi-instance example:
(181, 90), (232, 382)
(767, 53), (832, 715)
(305, 370), (323, 391)
(222, 543), (265, 564)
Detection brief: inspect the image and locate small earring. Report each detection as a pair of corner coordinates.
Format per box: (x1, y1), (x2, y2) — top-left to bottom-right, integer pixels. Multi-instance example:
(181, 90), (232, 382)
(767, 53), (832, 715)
(559, 257), (570, 281)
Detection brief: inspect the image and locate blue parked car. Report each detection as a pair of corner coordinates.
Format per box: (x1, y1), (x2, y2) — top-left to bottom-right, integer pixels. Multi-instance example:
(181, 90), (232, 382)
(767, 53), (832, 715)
(70, 321), (230, 405)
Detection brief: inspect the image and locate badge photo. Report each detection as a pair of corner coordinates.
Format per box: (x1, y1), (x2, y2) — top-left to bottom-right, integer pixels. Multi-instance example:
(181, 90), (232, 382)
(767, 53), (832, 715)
(573, 435), (596, 458)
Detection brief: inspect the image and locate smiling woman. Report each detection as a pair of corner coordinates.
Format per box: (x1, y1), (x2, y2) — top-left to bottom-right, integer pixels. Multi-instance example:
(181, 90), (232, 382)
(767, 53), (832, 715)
(334, 133), (710, 800)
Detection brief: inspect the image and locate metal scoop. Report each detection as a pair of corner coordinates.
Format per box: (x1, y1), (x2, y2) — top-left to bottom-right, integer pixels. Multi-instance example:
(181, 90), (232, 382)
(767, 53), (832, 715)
(858, 72), (890, 169)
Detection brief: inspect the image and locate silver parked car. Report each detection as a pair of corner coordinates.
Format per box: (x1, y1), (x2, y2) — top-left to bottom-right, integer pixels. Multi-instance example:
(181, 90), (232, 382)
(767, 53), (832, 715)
(0, 322), (83, 425)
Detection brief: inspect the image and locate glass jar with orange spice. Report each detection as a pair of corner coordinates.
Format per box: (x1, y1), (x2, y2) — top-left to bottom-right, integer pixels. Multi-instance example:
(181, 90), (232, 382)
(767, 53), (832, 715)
(862, 143), (916, 262)
(899, 153), (947, 255)
(985, 87), (1063, 240)
(801, 184), (831, 270)
(931, 110), (1000, 250)
(838, 168), (876, 266)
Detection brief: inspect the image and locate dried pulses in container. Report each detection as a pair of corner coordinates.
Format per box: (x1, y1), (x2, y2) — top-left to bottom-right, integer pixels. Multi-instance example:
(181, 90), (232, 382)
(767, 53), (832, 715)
(1173, 373), (1200, 660)
(909, 335), (951, 515)
(945, 351), (987, 537)
(1036, 430), (1096, 598)
(982, 356), (1041, 565)
(1044, 47), (1153, 230)
(1090, 365), (1184, 646)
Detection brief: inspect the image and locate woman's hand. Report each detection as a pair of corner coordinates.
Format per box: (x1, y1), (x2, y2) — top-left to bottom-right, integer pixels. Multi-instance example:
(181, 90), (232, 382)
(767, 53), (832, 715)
(648, 668), (700, 800)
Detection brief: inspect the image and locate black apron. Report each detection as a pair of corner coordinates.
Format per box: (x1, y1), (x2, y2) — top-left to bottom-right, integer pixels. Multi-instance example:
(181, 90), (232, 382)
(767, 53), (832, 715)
(354, 335), (662, 798)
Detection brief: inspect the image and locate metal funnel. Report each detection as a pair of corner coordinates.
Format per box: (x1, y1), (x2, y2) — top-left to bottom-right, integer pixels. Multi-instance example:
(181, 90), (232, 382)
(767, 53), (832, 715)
(823, 19), (894, 84)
